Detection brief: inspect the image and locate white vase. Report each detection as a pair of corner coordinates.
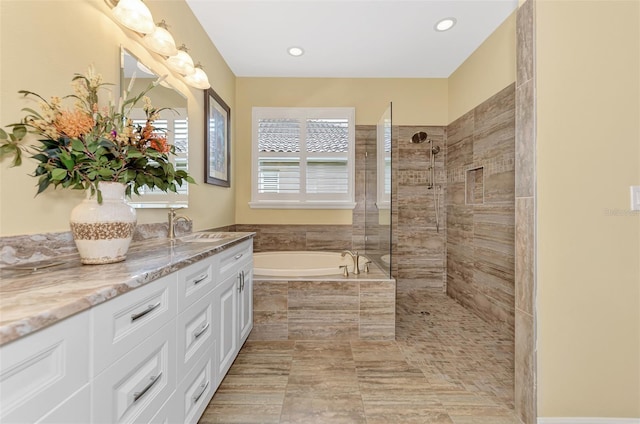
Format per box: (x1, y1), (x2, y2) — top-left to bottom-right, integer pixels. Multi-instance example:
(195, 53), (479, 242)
(70, 182), (137, 264)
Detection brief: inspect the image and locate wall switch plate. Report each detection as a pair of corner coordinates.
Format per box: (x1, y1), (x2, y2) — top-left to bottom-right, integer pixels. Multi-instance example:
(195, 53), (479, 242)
(631, 186), (640, 211)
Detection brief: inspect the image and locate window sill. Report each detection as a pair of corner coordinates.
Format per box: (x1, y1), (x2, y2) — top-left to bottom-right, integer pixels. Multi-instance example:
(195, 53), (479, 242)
(249, 201), (356, 210)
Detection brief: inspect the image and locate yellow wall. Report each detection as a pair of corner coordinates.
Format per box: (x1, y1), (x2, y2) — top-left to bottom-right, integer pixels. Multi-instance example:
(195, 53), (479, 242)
(536, 0), (640, 417)
(234, 77), (448, 224)
(448, 11), (516, 123)
(0, 0), (236, 236)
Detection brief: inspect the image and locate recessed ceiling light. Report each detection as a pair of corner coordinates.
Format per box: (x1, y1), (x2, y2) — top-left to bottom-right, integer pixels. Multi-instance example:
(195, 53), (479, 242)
(435, 17), (457, 32)
(288, 46), (304, 57)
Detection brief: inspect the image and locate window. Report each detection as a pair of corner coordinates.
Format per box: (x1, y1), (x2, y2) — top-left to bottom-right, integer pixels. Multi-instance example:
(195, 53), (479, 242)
(250, 107), (356, 209)
(128, 108), (189, 207)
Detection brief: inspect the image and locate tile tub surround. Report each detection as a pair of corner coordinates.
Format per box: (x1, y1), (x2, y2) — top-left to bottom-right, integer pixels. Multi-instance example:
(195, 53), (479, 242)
(446, 83), (516, 333)
(0, 232), (254, 346)
(251, 268), (395, 341)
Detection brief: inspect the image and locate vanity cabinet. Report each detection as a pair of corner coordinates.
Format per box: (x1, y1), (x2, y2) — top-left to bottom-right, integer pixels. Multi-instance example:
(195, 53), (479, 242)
(213, 240), (253, 381)
(0, 237), (254, 424)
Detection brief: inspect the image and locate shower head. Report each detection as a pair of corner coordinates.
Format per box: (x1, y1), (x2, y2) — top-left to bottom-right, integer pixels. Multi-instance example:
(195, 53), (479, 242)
(431, 145), (441, 155)
(410, 131), (428, 144)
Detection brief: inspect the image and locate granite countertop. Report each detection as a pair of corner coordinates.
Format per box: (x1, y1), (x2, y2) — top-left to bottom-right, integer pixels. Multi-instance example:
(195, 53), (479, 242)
(0, 232), (254, 346)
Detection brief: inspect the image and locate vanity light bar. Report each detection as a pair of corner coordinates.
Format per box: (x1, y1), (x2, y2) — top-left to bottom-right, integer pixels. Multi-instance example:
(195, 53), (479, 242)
(106, 0), (210, 89)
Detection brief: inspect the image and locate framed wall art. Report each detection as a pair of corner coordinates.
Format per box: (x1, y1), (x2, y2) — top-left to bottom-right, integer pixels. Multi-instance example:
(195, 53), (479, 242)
(204, 87), (231, 187)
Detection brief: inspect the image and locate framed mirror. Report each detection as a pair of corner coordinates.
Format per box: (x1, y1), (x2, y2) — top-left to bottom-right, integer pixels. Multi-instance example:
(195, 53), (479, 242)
(120, 48), (189, 208)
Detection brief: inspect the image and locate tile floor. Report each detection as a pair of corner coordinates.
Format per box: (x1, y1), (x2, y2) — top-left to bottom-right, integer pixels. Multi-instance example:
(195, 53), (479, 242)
(199, 289), (519, 423)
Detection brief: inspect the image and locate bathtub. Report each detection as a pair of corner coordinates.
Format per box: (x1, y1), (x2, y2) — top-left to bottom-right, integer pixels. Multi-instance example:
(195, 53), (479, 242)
(253, 251), (368, 277)
(251, 250), (396, 342)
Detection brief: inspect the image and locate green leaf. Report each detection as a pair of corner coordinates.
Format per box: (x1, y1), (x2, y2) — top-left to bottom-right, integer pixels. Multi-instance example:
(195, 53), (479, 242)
(60, 153), (75, 171)
(71, 138), (85, 152)
(36, 176), (51, 195)
(0, 128), (7, 140)
(98, 168), (113, 178)
(12, 125), (27, 140)
(32, 153), (48, 163)
(51, 168), (67, 181)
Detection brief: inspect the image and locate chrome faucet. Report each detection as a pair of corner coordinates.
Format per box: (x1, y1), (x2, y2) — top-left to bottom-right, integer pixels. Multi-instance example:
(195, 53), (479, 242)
(168, 208), (191, 239)
(341, 250), (360, 275)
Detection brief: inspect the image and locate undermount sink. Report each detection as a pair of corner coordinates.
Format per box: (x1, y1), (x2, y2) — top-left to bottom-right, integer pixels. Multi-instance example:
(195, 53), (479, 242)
(179, 232), (237, 243)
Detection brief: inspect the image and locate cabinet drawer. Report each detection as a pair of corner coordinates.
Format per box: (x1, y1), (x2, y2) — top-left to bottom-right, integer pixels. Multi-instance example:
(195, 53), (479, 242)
(177, 254), (219, 313)
(35, 383), (91, 424)
(92, 320), (176, 424)
(92, 273), (177, 375)
(176, 345), (216, 424)
(0, 310), (90, 424)
(177, 290), (215, 379)
(218, 240), (253, 282)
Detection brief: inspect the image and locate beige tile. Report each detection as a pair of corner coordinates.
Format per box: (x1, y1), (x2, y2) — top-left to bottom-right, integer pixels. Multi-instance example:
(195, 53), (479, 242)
(254, 280), (288, 311)
(288, 281), (359, 311)
(515, 197), (535, 315)
(199, 403), (282, 423)
(280, 394), (366, 424)
(362, 404), (454, 424)
(515, 78), (536, 198)
(515, 310), (535, 424)
(213, 374), (288, 405)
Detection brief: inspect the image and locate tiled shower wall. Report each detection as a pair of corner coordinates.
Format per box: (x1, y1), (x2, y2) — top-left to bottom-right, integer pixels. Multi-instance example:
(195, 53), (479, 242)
(446, 83), (516, 331)
(392, 126), (447, 291)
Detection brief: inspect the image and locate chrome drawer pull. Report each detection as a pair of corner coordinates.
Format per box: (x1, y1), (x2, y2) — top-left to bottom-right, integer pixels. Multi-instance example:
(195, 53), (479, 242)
(234, 253), (244, 260)
(193, 322), (210, 339)
(192, 380), (210, 403)
(193, 274), (208, 285)
(133, 372), (162, 402)
(237, 274), (242, 292)
(130, 302), (161, 322)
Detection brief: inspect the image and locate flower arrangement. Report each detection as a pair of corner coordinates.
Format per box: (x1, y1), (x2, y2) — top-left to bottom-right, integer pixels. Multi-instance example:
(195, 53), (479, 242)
(0, 66), (194, 203)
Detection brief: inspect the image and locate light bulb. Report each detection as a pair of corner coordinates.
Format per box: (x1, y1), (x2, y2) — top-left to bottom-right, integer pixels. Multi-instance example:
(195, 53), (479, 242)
(112, 0), (155, 34)
(166, 45), (195, 76)
(142, 20), (178, 57)
(184, 64), (210, 89)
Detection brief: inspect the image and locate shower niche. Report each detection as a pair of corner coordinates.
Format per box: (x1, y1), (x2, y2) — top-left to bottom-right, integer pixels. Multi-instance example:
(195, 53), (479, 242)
(466, 166), (484, 205)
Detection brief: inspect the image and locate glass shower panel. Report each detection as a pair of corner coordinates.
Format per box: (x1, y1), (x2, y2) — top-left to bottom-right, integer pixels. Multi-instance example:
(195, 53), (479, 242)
(365, 103), (392, 278)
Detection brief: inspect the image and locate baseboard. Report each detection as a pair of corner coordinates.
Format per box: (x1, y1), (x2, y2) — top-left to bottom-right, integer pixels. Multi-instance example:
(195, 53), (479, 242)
(539, 418), (640, 424)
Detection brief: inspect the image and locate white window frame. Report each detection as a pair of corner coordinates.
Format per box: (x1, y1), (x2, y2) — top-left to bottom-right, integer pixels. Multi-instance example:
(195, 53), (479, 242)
(250, 107), (356, 209)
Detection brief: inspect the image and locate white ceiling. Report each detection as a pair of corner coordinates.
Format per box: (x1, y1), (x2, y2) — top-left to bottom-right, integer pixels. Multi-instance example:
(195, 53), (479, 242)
(185, 0), (518, 78)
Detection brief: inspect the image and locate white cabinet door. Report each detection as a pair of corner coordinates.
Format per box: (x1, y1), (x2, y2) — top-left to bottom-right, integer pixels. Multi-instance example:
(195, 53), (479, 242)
(213, 272), (238, 383)
(238, 263), (253, 345)
(0, 310), (90, 424)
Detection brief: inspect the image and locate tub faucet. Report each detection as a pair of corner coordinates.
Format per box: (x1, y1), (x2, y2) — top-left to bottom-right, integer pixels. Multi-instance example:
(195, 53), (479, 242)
(168, 208), (191, 239)
(341, 250), (360, 275)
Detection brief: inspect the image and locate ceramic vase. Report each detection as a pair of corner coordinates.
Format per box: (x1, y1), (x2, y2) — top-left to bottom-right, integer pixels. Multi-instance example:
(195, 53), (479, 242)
(70, 182), (137, 264)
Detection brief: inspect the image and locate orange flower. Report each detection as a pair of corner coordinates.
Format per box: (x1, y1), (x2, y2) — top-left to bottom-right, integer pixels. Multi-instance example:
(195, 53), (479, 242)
(54, 109), (95, 138)
(149, 136), (170, 153)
